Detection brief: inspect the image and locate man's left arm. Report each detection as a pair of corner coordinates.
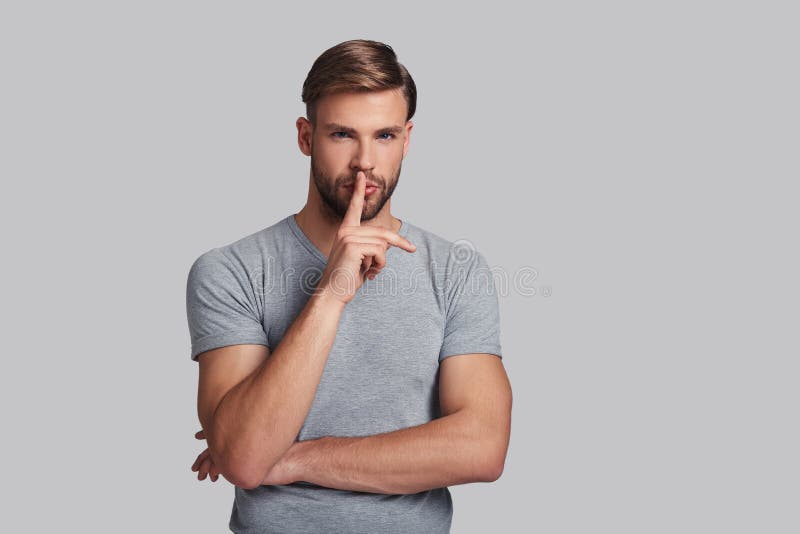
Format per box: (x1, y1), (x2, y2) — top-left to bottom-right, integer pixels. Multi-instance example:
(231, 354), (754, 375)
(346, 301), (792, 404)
(279, 352), (512, 495)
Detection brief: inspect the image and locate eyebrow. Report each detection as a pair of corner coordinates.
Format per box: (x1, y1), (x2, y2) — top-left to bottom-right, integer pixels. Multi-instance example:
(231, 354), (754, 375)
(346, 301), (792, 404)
(323, 122), (404, 135)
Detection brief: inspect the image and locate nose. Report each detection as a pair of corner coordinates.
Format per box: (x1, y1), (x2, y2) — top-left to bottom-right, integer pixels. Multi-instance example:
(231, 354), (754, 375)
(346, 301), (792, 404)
(350, 140), (375, 175)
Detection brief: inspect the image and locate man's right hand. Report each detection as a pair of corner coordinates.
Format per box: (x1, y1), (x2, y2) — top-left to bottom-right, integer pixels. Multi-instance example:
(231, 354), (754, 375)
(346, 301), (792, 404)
(316, 170), (416, 305)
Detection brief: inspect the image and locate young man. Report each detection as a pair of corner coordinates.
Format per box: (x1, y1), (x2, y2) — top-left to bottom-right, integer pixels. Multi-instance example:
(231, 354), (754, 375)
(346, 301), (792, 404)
(186, 39), (512, 533)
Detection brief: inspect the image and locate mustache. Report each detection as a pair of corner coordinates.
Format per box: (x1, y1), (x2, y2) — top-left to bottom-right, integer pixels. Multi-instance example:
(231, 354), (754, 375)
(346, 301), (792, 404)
(340, 174), (383, 188)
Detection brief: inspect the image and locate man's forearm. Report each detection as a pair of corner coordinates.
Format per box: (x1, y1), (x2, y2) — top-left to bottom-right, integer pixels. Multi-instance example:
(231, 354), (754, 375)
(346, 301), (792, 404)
(210, 289), (345, 489)
(281, 409), (500, 495)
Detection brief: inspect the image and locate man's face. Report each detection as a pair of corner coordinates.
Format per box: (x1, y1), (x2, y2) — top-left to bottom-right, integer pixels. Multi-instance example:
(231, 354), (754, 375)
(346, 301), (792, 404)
(306, 89), (412, 222)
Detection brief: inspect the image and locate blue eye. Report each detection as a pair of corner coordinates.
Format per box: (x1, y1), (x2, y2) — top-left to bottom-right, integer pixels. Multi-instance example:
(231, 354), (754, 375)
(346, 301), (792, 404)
(331, 131), (396, 140)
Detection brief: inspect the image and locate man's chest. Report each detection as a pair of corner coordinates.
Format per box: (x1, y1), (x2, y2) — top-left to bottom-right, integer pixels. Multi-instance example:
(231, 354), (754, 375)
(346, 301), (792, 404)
(265, 278), (447, 439)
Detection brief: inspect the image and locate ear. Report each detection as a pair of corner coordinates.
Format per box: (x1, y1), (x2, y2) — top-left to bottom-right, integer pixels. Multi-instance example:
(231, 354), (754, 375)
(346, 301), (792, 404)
(297, 117), (313, 156)
(402, 120), (414, 158)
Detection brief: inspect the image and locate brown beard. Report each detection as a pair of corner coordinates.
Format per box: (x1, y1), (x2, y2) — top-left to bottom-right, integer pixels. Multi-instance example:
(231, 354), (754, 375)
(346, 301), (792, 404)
(310, 152), (401, 223)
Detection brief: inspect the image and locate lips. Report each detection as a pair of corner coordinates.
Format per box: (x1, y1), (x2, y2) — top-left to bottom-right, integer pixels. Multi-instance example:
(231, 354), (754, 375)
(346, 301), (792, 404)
(344, 181), (380, 189)
(345, 184), (379, 197)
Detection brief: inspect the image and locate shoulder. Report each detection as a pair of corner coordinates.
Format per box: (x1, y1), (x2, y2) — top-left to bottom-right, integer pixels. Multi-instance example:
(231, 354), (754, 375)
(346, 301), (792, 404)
(404, 220), (490, 270)
(403, 220), (471, 262)
(402, 220), (492, 294)
(188, 215), (292, 277)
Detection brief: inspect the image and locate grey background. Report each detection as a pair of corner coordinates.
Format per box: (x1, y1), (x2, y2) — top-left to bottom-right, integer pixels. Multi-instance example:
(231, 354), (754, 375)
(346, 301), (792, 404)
(2, 1), (797, 532)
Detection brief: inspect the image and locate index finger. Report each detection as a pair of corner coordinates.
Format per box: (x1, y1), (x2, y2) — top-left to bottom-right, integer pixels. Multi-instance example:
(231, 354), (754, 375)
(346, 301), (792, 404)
(342, 171), (366, 227)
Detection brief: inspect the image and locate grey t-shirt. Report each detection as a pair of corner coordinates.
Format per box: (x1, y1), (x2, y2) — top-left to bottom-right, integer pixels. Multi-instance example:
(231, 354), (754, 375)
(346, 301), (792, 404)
(186, 213), (503, 534)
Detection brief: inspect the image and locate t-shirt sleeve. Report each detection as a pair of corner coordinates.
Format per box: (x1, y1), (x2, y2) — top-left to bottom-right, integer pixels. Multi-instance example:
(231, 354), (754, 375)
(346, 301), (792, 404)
(439, 244), (503, 363)
(185, 248), (269, 361)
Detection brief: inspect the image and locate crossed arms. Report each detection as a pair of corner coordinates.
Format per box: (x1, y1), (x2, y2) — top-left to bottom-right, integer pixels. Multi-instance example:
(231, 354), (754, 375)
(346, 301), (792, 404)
(193, 290), (512, 494)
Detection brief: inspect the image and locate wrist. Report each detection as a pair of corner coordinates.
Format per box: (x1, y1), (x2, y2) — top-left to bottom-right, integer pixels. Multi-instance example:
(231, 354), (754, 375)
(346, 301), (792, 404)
(287, 438), (317, 483)
(311, 285), (349, 310)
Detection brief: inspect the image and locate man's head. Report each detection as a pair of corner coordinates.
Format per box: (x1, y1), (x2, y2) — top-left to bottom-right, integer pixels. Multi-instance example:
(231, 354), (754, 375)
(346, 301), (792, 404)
(297, 39), (416, 223)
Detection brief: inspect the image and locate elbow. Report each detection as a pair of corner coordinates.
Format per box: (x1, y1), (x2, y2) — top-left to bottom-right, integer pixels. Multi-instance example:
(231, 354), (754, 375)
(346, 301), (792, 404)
(476, 440), (508, 483)
(234, 476), (263, 491)
(477, 417), (510, 483)
(211, 447), (270, 490)
(481, 458), (505, 483)
(205, 428), (275, 489)
(225, 465), (259, 490)
(221, 459), (266, 490)
(223, 451), (278, 490)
